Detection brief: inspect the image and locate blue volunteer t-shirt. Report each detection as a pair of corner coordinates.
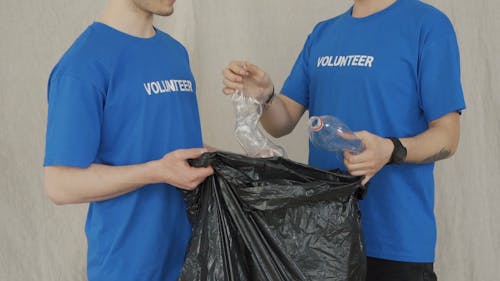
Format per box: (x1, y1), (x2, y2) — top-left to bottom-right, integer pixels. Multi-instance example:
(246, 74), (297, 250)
(44, 22), (202, 280)
(282, 0), (465, 262)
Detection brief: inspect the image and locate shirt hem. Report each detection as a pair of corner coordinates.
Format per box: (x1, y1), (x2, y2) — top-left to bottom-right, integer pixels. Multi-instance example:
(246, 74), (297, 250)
(365, 250), (435, 263)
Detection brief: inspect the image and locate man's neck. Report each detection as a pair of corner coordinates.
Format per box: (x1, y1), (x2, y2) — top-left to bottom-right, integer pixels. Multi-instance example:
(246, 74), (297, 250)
(352, 0), (397, 18)
(99, 0), (155, 38)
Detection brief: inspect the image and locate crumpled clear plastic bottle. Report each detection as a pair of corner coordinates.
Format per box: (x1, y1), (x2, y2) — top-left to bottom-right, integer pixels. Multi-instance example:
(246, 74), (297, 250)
(308, 115), (365, 154)
(232, 91), (286, 158)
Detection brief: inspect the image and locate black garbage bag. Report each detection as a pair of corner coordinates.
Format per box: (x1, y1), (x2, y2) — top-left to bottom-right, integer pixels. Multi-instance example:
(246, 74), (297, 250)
(179, 152), (366, 281)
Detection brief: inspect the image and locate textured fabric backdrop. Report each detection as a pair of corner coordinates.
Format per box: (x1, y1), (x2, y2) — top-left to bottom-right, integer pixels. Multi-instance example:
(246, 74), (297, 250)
(1, 0), (498, 280)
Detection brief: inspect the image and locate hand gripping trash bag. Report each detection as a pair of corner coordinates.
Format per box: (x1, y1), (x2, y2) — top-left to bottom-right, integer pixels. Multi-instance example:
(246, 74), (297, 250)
(179, 152), (366, 281)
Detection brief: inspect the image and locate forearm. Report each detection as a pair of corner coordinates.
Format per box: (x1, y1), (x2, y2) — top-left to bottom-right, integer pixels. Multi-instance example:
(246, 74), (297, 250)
(401, 112), (460, 164)
(44, 161), (160, 205)
(343, 112), (461, 185)
(260, 95), (305, 138)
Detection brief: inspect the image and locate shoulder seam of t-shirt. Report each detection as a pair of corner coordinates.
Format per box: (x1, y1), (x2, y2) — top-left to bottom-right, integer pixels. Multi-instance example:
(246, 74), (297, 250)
(51, 74), (106, 98)
(417, 2), (454, 32)
(313, 15), (342, 34)
(417, 8), (457, 51)
(83, 25), (118, 79)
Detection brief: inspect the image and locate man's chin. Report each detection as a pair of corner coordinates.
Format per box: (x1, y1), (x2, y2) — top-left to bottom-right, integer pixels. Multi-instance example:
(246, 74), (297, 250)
(156, 7), (174, 17)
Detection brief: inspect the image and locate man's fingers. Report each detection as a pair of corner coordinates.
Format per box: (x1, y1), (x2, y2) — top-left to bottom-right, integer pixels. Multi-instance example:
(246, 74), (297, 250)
(338, 131), (359, 141)
(189, 166), (214, 179)
(223, 68), (243, 82)
(175, 148), (207, 160)
(223, 78), (243, 91)
(223, 87), (236, 95)
(349, 169), (370, 177)
(228, 61), (248, 75)
(186, 167), (214, 190)
(346, 162), (372, 173)
(199, 166), (214, 177)
(361, 176), (371, 186)
(344, 151), (370, 164)
(353, 130), (369, 140)
(244, 63), (264, 77)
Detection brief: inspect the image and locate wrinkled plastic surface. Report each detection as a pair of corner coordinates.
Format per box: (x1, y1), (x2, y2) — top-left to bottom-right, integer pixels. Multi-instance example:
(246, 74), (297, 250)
(308, 115), (365, 154)
(179, 152), (366, 281)
(232, 91), (286, 157)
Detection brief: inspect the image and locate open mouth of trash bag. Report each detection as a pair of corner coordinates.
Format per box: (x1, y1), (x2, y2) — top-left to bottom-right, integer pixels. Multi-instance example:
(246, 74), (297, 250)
(179, 151), (367, 281)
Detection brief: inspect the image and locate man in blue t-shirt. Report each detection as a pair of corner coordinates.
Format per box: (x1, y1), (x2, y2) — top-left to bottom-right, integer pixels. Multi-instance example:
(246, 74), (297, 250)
(222, 0), (465, 280)
(43, 1), (213, 280)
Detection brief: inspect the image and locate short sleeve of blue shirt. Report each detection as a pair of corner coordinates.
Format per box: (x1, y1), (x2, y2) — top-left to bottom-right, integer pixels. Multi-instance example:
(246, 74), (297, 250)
(44, 75), (105, 168)
(418, 13), (466, 122)
(281, 33), (314, 108)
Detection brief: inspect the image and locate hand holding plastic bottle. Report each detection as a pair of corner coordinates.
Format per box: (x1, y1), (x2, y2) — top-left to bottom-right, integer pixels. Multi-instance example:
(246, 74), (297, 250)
(308, 115), (365, 154)
(308, 115), (394, 185)
(343, 130), (394, 185)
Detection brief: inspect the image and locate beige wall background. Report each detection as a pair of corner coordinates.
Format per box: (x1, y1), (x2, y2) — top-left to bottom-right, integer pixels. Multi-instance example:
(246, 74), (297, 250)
(1, 0), (498, 280)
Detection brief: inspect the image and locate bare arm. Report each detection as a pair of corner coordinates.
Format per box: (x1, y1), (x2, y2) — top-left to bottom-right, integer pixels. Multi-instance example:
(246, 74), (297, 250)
(344, 112), (461, 185)
(222, 61), (305, 137)
(44, 148), (213, 205)
(401, 112), (460, 163)
(260, 95), (306, 137)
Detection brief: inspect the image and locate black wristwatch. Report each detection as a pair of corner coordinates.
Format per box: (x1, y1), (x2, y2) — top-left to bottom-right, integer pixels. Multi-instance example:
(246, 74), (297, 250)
(387, 137), (407, 165)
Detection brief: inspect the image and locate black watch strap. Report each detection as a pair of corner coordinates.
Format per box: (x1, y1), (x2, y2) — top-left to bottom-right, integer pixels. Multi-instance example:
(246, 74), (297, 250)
(387, 137), (407, 165)
(264, 87), (275, 105)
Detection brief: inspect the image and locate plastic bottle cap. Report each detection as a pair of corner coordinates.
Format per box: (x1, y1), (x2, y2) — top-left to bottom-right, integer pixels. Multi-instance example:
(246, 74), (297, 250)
(310, 117), (324, 132)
